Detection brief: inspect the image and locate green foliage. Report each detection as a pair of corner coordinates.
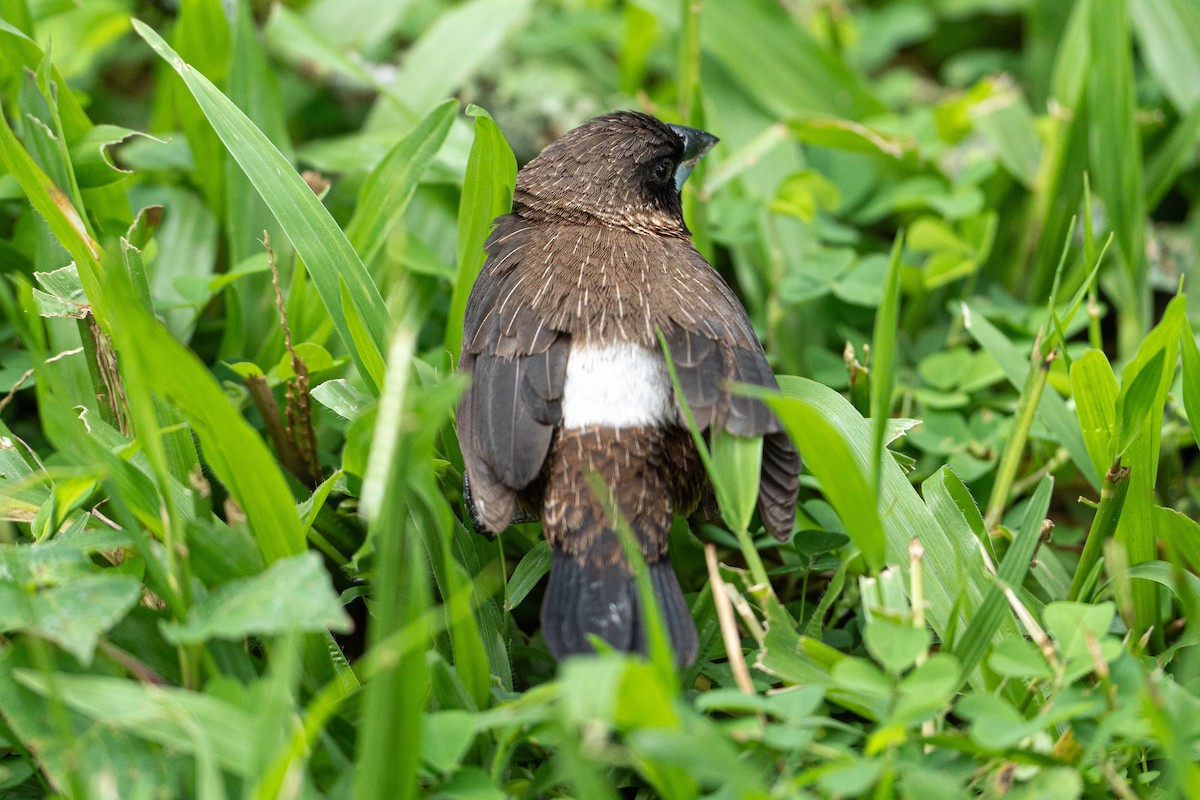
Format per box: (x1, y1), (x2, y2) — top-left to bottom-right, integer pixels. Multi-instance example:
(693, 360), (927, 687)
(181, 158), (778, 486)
(1, 1), (1199, 797)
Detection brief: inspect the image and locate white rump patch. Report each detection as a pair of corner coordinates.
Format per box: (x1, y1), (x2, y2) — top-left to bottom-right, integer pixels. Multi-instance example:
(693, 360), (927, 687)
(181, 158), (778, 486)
(561, 342), (675, 429)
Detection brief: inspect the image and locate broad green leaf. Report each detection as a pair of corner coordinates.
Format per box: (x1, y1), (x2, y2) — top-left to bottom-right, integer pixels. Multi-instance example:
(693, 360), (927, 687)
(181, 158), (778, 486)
(420, 710), (477, 775)
(970, 82), (1041, 186)
(0, 573), (140, 663)
(506, 539), (551, 611)
(764, 382), (884, 571)
(709, 427), (763, 534)
(892, 653), (960, 726)
(312, 378), (370, 420)
(1069, 349), (1119, 481)
(0, 648), (187, 797)
(987, 636), (1053, 680)
(1114, 349), (1165, 458)
(863, 616), (930, 676)
(1114, 294), (1185, 636)
(759, 379), (1017, 671)
(15, 669), (256, 777)
(134, 19), (391, 394)
(1043, 601), (1116, 662)
(161, 552), (351, 644)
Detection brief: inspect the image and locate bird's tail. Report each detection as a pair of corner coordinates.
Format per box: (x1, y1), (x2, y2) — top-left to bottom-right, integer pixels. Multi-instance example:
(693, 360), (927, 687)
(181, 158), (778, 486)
(540, 549), (698, 667)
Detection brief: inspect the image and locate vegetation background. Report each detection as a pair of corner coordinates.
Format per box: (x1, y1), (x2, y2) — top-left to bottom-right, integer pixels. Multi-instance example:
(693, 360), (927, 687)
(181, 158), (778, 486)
(1, 0), (1199, 797)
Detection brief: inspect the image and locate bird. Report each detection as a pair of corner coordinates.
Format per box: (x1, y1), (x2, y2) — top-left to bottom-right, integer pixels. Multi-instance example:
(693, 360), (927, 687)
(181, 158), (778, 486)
(456, 111), (800, 666)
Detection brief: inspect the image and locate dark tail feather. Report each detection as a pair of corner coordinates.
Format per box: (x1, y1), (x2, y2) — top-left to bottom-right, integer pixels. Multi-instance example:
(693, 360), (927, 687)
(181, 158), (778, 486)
(541, 552), (698, 667)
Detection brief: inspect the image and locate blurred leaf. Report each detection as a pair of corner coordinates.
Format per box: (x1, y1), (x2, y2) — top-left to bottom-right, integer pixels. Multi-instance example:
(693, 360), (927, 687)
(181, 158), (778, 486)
(970, 81), (1041, 186)
(1130, 0), (1200, 112)
(0, 573), (140, 663)
(987, 636), (1053, 680)
(1179, 322), (1200, 449)
(703, 1), (884, 120)
(769, 170), (842, 222)
(16, 669), (256, 777)
(67, 125), (155, 187)
(386, 0), (532, 120)
(892, 653), (959, 726)
(1089, 0), (1147, 334)
(161, 552), (351, 644)
(1155, 506), (1200, 578)
(863, 616), (930, 676)
(787, 118), (915, 159)
(421, 710), (476, 775)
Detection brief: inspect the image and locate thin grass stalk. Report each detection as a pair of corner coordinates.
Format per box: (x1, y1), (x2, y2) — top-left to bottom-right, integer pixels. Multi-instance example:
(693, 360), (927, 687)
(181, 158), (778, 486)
(984, 341), (1053, 531)
(1069, 462), (1133, 601)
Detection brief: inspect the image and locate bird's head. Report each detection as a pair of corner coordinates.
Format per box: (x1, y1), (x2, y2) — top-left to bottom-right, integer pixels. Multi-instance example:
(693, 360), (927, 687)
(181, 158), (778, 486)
(513, 111), (718, 236)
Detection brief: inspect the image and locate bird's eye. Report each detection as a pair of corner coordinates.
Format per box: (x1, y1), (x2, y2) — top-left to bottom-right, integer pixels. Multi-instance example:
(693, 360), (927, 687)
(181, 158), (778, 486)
(652, 158), (674, 184)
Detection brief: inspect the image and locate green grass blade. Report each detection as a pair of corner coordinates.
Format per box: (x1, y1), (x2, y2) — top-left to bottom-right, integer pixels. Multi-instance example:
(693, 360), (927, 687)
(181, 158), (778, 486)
(345, 99), (458, 271)
(964, 303), (1101, 489)
(870, 231), (903, 492)
(1114, 295), (1186, 641)
(355, 325), (429, 800)
(445, 105), (516, 359)
(1069, 349), (1119, 482)
(764, 383), (885, 573)
(1179, 320), (1200, 450)
(100, 250), (305, 563)
(952, 477), (1053, 684)
(1130, 0), (1200, 113)
(702, 1), (884, 120)
(1089, 0), (1148, 348)
(133, 19), (391, 394)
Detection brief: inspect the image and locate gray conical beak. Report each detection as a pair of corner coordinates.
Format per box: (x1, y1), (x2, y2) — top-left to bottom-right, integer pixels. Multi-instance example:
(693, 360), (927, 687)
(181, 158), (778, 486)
(669, 123), (718, 192)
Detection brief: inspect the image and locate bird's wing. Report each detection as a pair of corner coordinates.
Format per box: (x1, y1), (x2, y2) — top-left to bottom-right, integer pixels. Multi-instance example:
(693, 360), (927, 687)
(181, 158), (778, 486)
(662, 248), (801, 541)
(457, 217), (568, 534)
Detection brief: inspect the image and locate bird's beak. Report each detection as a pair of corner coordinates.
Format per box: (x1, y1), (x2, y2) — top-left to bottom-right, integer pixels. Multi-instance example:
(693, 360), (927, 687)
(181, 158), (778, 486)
(668, 123), (718, 193)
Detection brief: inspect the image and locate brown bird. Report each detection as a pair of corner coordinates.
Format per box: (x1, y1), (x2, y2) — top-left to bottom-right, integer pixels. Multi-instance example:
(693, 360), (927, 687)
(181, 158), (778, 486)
(456, 111), (800, 666)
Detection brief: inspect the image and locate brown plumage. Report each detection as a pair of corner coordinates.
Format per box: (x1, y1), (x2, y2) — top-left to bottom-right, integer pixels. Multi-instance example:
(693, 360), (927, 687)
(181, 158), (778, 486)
(457, 111), (801, 666)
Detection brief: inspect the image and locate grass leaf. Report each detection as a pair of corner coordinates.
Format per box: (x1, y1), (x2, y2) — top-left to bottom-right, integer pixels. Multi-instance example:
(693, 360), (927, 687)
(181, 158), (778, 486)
(134, 19), (391, 393)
